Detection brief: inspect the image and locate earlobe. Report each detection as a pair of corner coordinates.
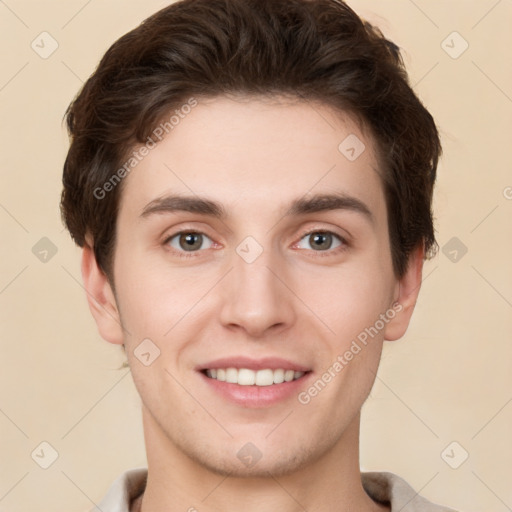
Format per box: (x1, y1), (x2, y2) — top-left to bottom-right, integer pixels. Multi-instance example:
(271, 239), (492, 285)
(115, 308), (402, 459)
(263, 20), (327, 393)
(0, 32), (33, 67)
(383, 244), (425, 342)
(81, 242), (124, 345)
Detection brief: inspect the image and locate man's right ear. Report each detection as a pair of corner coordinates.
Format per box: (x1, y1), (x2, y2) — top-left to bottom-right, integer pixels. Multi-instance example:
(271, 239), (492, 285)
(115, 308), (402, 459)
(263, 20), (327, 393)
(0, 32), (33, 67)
(81, 240), (124, 345)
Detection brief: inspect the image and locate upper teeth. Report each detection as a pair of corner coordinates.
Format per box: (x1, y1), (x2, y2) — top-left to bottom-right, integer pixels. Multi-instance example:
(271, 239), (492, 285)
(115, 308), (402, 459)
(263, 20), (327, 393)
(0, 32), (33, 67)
(205, 368), (305, 386)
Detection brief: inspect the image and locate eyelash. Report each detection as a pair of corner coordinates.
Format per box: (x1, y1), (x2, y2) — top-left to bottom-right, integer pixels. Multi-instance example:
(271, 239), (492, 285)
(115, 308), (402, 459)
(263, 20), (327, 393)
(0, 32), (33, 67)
(163, 228), (350, 260)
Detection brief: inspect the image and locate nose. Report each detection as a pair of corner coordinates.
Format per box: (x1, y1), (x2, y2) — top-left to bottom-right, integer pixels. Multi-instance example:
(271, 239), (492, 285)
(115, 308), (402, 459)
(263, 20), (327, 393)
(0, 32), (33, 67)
(218, 245), (296, 338)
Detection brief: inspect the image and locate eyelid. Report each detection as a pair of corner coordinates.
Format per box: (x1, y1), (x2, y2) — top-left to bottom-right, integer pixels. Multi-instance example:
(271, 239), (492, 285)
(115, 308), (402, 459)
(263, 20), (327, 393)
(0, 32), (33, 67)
(161, 222), (217, 244)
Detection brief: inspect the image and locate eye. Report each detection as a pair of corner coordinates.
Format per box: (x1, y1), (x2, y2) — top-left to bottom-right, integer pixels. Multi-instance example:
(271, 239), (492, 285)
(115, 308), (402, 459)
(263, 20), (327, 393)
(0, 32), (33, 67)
(165, 231), (214, 254)
(295, 230), (345, 252)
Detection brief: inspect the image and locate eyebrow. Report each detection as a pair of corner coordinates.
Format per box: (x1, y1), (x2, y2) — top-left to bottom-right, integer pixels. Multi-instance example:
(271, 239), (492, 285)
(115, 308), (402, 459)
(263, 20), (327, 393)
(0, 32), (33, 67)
(140, 192), (374, 224)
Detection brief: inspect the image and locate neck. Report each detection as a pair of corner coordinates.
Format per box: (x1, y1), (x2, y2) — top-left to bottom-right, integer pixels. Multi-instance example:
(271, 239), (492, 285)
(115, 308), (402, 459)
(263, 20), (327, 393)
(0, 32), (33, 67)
(137, 406), (386, 512)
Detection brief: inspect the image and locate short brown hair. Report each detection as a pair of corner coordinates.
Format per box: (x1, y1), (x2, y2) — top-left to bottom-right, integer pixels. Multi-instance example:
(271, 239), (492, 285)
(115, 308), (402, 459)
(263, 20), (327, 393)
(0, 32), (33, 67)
(61, 0), (441, 281)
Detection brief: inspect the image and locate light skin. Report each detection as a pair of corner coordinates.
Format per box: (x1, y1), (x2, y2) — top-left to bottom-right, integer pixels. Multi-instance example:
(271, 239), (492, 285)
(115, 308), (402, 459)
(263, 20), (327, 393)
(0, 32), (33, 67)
(82, 96), (424, 512)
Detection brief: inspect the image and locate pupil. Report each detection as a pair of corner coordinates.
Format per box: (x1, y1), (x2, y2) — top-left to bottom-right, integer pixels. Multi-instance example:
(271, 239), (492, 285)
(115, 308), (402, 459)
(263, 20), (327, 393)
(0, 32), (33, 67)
(311, 232), (331, 250)
(180, 233), (201, 251)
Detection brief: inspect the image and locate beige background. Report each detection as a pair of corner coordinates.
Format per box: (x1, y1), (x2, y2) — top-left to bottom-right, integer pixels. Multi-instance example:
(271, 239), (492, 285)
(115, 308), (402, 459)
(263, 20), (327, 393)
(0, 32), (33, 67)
(0, 0), (511, 511)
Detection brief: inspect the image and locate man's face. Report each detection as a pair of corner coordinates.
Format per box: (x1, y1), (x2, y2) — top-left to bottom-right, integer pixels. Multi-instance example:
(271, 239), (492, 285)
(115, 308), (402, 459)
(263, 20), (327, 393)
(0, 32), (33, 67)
(108, 96), (405, 476)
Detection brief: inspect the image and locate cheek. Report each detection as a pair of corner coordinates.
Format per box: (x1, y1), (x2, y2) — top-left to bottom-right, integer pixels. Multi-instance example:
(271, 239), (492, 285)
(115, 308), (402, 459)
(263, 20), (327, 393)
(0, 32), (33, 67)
(114, 251), (218, 342)
(295, 260), (394, 346)
(299, 267), (390, 413)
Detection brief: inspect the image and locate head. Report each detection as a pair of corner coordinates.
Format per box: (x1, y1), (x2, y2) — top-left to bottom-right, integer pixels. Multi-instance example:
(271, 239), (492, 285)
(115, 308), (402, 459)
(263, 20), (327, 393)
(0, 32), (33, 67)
(61, 0), (441, 478)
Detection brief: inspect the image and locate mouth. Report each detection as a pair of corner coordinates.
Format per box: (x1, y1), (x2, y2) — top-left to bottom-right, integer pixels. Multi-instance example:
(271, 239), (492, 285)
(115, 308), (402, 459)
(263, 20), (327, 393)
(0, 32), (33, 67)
(201, 368), (308, 386)
(197, 357), (313, 407)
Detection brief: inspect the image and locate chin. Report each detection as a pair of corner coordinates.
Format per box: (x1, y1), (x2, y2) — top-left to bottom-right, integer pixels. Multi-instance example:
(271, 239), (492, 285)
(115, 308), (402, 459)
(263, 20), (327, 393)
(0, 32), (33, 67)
(181, 438), (319, 479)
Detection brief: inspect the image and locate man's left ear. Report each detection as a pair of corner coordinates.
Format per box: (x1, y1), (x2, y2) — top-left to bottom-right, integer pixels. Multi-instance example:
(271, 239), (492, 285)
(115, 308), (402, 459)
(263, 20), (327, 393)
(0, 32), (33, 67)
(384, 243), (425, 341)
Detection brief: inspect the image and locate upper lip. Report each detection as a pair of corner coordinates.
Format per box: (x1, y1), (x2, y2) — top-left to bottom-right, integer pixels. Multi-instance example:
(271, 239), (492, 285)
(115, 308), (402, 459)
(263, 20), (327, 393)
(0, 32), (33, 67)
(197, 356), (311, 372)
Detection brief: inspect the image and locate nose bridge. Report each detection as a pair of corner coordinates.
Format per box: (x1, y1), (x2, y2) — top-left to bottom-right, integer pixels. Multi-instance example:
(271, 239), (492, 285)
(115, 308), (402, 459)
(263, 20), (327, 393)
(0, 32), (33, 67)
(219, 237), (294, 336)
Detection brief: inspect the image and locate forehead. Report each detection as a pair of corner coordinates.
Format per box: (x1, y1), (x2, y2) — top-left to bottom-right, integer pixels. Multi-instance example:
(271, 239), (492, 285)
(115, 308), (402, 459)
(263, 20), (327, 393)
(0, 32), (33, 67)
(118, 95), (386, 225)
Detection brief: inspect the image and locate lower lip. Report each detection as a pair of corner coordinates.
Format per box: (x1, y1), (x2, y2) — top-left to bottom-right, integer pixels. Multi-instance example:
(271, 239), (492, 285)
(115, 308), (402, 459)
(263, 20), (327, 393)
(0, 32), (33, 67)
(199, 371), (312, 408)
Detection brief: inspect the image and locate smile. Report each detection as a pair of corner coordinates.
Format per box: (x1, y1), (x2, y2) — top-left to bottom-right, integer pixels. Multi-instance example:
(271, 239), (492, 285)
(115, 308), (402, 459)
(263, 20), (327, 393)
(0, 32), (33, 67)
(204, 368), (306, 386)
